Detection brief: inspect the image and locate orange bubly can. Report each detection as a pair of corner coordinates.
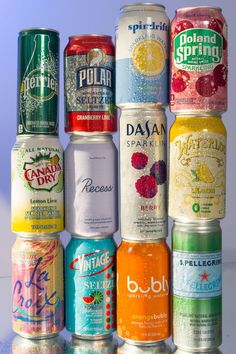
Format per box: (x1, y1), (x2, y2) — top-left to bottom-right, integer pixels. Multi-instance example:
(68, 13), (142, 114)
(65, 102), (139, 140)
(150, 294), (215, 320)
(117, 239), (170, 345)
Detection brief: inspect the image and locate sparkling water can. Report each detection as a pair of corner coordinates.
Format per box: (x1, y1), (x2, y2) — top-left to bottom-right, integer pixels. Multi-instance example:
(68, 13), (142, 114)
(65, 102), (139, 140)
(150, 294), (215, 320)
(120, 108), (167, 240)
(18, 28), (59, 135)
(64, 35), (116, 133)
(65, 134), (118, 236)
(65, 236), (116, 338)
(172, 220), (222, 351)
(116, 3), (169, 106)
(12, 235), (64, 338)
(11, 135), (64, 234)
(12, 335), (65, 353)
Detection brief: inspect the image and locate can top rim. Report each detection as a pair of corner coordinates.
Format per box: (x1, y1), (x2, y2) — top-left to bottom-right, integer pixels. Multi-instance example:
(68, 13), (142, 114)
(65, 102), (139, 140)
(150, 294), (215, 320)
(120, 3), (165, 11)
(19, 27), (59, 35)
(69, 34), (112, 39)
(173, 219), (220, 230)
(176, 6), (222, 12)
(122, 238), (166, 243)
(71, 234), (114, 239)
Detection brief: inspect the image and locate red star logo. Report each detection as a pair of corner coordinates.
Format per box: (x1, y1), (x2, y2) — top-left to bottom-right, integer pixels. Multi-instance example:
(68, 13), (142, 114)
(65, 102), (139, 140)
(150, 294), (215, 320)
(201, 271), (209, 281)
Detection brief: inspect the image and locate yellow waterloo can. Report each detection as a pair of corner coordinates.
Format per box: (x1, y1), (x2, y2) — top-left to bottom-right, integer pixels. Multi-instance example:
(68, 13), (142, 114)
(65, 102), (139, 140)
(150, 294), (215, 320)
(169, 115), (226, 221)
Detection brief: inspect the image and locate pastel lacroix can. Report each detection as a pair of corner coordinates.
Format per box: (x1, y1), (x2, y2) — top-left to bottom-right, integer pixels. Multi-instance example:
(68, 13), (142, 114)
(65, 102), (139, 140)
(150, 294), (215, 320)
(170, 6), (227, 114)
(172, 221), (222, 351)
(12, 235), (64, 338)
(65, 134), (117, 237)
(116, 3), (169, 106)
(64, 35), (116, 133)
(117, 240), (170, 344)
(18, 28), (59, 135)
(11, 135), (64, 234)
(169, 115), (226, 221)
(120, 108), (167, 240)
(65, 236), (116, 338)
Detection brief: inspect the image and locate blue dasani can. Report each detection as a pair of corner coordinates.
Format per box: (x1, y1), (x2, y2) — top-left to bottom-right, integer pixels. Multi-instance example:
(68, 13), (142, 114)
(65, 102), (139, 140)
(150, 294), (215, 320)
(65, 236), (116, 339)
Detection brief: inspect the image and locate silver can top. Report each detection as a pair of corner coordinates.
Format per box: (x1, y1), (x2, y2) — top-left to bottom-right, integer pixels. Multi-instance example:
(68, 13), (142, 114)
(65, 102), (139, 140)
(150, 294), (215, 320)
(120, 3), (165, 12)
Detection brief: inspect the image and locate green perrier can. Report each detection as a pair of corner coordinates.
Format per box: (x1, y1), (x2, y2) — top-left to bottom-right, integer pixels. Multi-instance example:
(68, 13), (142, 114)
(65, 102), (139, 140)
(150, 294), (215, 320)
(18, 28), (59, 135)
(172, 220), (222, 352)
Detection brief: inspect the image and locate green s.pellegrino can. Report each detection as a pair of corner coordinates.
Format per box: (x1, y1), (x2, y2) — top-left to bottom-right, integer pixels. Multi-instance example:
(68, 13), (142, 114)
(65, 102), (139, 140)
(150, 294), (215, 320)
(172, 220), (222, 352)
(18, 28), (59, 135)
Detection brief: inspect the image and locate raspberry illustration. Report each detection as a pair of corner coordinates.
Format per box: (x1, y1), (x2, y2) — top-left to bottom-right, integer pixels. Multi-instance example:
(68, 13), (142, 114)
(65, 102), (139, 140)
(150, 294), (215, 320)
(172, 70), (190, 93)
(135, 175), (157, 198)
(213, 64), (227, 87)
(208, 18), (223, 34)
(196, 75), (218, 97)
(150, 160), (167, 185)
(174, 20), (194, 35)
(131, 152), (148, 169)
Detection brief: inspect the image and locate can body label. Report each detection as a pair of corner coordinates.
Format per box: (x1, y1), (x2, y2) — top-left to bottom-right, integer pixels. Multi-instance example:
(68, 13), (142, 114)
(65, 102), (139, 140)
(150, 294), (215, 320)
(65, 52), (116, 132)
(11, 138), (64, 233)
(65, 238), (116, 336)
(169, 131), (226, 219)
(12, 238), (64, 336)
(120, 114), (167, 240)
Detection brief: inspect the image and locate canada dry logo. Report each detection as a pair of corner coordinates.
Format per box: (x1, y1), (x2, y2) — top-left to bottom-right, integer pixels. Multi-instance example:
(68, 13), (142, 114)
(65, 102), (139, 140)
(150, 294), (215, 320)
(23, 152), (63, 192)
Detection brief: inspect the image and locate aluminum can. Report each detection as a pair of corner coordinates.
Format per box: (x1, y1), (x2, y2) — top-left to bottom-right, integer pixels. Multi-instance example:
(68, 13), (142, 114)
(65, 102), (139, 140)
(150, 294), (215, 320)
(117, 239), (170, 344)
(12, 235), (64, 338)
(11, 135), (64, 234)
(65, 236), (116, 338)
(170, 7), (228, 114)
(118, 341), (172, 353)
(12, 335), (65, 354)
(168, 115), (226, 221)
(18, 28), (59, 135)
(172, 220), (222, 351)
(65, 336), (118, 353)
(64, 35), (116, 133)
(65, 134), (117, 236)
(116, 3), (169, 106)
(120, 108), (167, 240)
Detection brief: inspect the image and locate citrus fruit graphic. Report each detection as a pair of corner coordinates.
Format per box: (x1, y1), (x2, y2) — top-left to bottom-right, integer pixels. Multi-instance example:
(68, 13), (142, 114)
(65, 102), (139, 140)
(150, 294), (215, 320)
(50, 154), (60, 165)
(91, 291), (103, 305)
(83, 296), (94, 304)
(196, 163), (215, 183)
(132, 39), (165, 76)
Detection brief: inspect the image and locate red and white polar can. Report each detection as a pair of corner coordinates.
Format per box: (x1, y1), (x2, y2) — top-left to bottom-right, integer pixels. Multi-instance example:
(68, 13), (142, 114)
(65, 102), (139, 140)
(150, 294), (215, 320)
(64, 35), (116, 133)
(170, 7), (228, 114)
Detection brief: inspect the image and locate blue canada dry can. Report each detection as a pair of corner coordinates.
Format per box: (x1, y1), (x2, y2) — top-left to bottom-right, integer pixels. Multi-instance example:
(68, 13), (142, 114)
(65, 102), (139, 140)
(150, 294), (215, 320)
(65, 236), (116, 339)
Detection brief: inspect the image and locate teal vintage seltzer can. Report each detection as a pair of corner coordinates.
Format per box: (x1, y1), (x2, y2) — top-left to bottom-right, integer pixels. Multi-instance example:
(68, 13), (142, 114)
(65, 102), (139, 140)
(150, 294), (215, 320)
(18, 28), (59, 135)
(65, 236), (116, 339)
(172, 220), (222, 352)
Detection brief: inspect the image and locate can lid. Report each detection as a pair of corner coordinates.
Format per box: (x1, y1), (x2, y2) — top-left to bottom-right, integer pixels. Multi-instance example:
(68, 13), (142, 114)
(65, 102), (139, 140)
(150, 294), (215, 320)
(176, 6), (222, 13)
(173, 219), (221, 232)
(69, 34), (112, 39)
(122, 237), (166, 243)
(71, 234), (114, 239)
(120, 3), (165, 11)
(16, 232), (60, 240)
(19, 28), (59, 35)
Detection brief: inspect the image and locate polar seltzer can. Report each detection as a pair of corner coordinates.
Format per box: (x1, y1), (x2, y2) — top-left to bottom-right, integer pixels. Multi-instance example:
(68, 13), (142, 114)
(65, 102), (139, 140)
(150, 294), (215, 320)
(172, 220), (222, 351)
(64, 35), (116, 133)
(18, 28), (59, 135)
(117, 240), (170, 344)
(65, 134), (117, 236)
(65, 236), (116, 339)
(11, 135), (64, 234)
(116, 3), (169, 106)
(120, 108), (167, 240)
(170, 7), (228, 114)
(12, 235), (64, 338)
(169, 115), (226, 221)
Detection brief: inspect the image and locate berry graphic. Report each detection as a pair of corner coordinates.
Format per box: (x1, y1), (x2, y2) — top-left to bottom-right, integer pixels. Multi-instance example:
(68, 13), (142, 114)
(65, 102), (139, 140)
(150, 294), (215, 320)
(174, 20), (194, 35)
(172, 70), (190, 93)
(208, 18), (223, 34)
(135, 175), (157, 198)
(83, 296), (94, 304)
(150, 160), (167, 185)
(213, 64), (227, 87)
(131, 152), (148, 169)
(222, 35), (227, 50)
(196, 75), (218, 97)
(91, 291), (103, 305)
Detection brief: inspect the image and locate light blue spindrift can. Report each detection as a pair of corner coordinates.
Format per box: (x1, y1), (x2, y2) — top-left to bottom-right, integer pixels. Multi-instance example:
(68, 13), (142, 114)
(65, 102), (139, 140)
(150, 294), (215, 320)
(116, 3), (169, 106)
(65, 236), (116, 339)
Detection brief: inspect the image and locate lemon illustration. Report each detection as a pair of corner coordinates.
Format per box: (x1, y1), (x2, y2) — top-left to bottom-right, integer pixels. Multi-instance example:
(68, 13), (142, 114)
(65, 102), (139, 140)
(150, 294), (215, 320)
(50, 154), (60, 165)
(132, 39), (165, 76)
(196, 163), (215, 183)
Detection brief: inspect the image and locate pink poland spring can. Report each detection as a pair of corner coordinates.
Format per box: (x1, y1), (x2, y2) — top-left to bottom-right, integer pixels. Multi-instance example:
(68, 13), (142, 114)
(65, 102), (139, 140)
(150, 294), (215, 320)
(65, 134), (117, 236)
(12, 235), (64, 338)
(120, 108), (167, 240)
(170, 6), (228, 114)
